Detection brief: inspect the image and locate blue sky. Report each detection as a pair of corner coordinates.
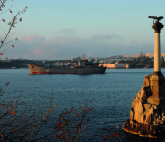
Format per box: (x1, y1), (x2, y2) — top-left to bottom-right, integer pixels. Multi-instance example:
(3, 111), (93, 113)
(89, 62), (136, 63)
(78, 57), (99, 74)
(1, 0), (165, 60)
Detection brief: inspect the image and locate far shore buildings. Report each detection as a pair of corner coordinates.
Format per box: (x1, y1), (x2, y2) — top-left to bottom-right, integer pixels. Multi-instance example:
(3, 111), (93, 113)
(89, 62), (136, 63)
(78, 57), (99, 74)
(100, 63), (129, 69)
(70, 53), (165, 69)
(130, 53), (165, 59)
(2, 52), (165, 69)
(98, 53), (165, 69)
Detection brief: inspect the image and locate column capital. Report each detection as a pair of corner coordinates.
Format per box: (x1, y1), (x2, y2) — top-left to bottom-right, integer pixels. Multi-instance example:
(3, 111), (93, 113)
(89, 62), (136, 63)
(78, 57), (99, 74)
(152, 21), (164, 33)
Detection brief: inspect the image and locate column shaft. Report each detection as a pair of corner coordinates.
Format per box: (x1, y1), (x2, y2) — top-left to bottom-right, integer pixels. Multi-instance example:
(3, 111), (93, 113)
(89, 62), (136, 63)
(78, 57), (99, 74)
(154, 33), (161, 72)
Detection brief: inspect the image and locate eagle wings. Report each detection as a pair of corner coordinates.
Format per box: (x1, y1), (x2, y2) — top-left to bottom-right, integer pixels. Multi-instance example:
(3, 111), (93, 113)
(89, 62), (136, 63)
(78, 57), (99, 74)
(148, 16), (163, 21)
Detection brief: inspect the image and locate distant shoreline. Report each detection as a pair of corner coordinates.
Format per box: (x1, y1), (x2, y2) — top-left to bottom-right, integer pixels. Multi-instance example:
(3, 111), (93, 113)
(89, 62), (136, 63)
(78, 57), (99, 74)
(2, 67), (165, 70)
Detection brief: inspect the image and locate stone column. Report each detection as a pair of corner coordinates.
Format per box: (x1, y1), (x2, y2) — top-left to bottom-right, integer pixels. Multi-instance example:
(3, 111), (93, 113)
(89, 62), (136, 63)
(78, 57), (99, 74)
(150, 18), (164, 75)
(123, 17), (165, 138)
(154, 33), (161, 73)
(149, 17), (164, 104)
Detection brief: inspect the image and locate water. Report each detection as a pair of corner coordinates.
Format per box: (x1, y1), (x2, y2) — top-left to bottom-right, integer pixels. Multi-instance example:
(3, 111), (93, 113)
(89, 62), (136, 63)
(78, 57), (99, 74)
(1, 68), (165, 141)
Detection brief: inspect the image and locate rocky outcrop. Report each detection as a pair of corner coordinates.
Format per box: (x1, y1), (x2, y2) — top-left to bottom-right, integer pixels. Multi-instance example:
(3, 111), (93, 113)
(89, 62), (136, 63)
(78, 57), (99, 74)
(123, 74), (165, 138)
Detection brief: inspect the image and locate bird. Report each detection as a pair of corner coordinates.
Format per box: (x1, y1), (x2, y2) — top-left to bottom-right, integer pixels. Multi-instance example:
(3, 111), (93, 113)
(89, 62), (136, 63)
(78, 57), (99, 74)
(148, 16), (163, 21)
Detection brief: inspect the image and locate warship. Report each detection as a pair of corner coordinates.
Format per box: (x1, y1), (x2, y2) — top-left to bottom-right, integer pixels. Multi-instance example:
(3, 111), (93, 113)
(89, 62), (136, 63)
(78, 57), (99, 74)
(27, 59), (106, 74)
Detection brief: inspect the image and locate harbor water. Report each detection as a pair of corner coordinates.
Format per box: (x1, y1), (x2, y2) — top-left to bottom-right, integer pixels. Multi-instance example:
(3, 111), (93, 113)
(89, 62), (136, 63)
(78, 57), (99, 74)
(1, 68), (165, 142)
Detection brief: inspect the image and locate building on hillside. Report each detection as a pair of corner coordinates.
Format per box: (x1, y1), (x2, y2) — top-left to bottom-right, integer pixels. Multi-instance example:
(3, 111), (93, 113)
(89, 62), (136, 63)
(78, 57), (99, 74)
(99, 63), (129, 69)
(122, 55), (129, 58)
(143, 53), (165, 58)
(145, 53), (154, 58)
(71, 57), (80, 62)
(161, 53), (165, 56)
(109, 55), (129, 59)
(130, 54), (141, 58)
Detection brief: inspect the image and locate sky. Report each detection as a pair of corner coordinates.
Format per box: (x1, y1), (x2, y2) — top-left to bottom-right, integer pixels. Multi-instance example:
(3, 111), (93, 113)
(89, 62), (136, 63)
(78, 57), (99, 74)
(1, 0), (165, 60)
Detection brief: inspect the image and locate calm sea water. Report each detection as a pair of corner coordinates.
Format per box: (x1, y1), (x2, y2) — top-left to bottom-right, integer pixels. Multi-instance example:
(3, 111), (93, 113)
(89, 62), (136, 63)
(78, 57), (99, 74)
(1, 68), (165, 142)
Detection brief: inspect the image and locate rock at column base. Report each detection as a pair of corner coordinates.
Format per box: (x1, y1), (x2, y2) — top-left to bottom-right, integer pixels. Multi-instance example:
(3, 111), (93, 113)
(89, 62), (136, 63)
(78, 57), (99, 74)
(123, 119), (165, 138)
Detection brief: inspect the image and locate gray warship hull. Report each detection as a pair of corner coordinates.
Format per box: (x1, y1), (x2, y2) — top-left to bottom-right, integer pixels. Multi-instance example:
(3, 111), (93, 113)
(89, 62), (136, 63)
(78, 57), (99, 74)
(27, 64), (106, 74)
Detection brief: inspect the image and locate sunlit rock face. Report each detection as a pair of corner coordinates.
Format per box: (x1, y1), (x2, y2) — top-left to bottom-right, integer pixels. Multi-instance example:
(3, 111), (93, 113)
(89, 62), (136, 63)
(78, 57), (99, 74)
(123, 74), (165, 138)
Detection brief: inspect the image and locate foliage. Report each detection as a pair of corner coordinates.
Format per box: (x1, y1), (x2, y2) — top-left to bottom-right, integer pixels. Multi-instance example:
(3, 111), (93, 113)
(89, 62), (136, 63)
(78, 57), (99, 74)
(0, 83), (93, 141)
(54, 102), (93, 141)
(127, 57), (154, 68)
(0, 0), (27, 58)
(104, 131), (124, 142)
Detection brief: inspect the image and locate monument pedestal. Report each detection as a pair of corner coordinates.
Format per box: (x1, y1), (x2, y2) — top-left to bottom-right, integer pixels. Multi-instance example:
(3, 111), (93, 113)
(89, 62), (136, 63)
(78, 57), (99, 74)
(123, 74), (165, 138)
(148, 74), (165, 105)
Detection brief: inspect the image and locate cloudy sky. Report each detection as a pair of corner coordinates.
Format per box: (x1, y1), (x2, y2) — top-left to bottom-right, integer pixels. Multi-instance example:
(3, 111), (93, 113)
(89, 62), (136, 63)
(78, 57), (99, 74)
(1, 0), (165, 60)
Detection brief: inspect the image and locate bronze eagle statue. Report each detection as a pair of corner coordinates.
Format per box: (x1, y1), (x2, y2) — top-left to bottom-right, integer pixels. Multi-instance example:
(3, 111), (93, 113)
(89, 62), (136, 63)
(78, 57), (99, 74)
(148, 16), (163, 21)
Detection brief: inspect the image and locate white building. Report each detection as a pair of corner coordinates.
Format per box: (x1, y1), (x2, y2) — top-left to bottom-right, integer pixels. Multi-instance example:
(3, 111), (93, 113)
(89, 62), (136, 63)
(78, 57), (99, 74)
(100, 63), (129, 69)
(145, 53), (154, 58)
(144, 53), (165, 58)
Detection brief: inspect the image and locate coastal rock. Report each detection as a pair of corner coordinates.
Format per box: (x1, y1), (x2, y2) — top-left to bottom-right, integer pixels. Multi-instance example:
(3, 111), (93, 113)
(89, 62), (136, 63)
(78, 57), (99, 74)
(143, 107), (153, 125)
(124, 74), (165, 138)
(131, 97), (136, 109)
(136, 91), (141, 101)
(130, 109), (134, 120)
(134, 102), (144, 123)
(140, 88), (147, 102)
(143, 74), (151, 87)
(143, 103), (152, 112)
